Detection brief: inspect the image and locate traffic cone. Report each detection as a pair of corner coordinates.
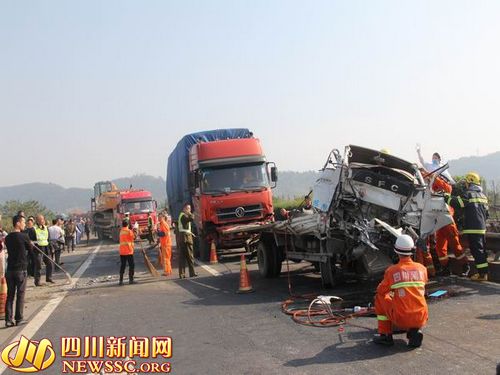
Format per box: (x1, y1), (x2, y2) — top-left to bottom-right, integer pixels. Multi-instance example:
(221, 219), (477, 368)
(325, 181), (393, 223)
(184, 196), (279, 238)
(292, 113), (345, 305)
(209, 241), (218, 264)
(0, 277), (7, 319)
(237, 254), (254, 294)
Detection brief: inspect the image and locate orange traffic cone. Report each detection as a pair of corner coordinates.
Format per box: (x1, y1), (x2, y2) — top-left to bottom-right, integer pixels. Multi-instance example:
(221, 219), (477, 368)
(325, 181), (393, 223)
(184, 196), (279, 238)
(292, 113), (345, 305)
(209, 241), (218, 264)
(237, 254), (254, 294)
(0, 277), (7, 319)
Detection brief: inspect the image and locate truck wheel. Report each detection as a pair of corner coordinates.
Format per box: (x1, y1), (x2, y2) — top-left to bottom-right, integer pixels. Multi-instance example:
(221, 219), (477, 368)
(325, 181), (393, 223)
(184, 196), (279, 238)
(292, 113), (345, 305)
(272, 246), (283, 277)
(197, 237), (210, 262)
(257, 241), (276, 278)
(320, 259), (336, 288)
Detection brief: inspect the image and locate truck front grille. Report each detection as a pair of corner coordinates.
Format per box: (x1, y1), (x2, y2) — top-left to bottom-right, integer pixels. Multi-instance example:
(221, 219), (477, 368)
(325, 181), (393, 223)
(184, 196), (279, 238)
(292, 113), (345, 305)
(216, 204), (263, 221)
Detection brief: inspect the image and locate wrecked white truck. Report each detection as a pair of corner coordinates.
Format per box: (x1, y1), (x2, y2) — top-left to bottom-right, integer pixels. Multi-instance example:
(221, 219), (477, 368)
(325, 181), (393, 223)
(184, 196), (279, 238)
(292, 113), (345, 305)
(228, 145), (454, 287)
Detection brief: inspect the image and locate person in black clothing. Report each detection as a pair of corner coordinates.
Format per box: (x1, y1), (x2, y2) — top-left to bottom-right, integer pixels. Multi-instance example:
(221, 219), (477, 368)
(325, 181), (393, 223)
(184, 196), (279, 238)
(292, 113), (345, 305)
(4, 215), (32, 327)
(84, 218), (91, 245)
(23, 217), (37, 277)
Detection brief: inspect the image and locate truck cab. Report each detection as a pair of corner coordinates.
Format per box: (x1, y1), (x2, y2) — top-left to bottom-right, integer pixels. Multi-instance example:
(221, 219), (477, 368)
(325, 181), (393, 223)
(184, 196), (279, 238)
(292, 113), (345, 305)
(188, 137), (277, 257)
(91, 181), (158, 242)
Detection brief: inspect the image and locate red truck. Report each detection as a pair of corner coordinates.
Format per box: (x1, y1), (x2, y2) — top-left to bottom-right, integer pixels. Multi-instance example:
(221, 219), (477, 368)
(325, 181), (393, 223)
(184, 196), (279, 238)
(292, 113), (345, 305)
(91, 181), (158, 242)
(167, 129), (277, 260)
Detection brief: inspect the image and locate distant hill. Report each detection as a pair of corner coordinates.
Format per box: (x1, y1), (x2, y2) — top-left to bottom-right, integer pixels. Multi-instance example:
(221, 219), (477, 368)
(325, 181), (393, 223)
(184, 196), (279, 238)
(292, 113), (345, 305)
(448, 152), (500, 182)
(0, 172), (317, 214)
(0, 174), (167, 214)
(274, 170), (319, 199)
(1, 152), (498, 214)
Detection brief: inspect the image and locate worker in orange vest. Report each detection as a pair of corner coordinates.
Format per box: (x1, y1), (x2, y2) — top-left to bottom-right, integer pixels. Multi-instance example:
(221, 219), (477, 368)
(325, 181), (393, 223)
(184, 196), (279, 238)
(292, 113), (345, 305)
(159, 214), (172, 276)
(374, 234), (428, 348)
(432, 176), (468, 275)
(119, 219), (137, 286)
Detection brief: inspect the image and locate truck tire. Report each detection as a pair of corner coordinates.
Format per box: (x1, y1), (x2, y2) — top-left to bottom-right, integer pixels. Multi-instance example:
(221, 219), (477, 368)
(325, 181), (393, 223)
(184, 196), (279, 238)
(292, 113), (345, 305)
(320, 259), (336, 288)
(197, 237), (210, 262)
(257, 241), (276, 278)
(272, 246), (283, 277)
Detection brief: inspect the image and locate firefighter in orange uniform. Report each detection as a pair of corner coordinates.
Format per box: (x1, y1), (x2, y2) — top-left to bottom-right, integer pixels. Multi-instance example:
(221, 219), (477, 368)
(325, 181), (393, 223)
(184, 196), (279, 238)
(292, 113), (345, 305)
(374, 235), (428, 348)
(159, 214), (172, 276)
(432, 175), (468, 275)
(119, 220), (137, 286)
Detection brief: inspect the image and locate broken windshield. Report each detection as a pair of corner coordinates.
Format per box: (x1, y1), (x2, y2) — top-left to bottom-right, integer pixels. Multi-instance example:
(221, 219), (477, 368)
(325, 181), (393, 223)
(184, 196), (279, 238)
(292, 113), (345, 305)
(201, 163), (269, 194)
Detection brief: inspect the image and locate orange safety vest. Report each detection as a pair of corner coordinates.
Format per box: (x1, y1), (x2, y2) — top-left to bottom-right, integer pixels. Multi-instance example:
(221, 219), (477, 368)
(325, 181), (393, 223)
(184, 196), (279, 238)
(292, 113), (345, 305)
(159, 219), (171, 246)
(119, 227), (135, 256)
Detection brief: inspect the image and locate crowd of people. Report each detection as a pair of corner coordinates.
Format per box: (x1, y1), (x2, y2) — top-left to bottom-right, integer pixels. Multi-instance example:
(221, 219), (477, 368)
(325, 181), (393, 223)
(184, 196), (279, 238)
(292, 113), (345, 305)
(0, 212), (92, 326)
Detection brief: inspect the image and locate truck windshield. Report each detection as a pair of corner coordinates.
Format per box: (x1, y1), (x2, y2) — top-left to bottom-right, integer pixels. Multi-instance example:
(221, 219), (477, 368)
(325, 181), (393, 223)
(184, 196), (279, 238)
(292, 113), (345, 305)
(201, 163), (269, 194)
(122, 200), (154, 213)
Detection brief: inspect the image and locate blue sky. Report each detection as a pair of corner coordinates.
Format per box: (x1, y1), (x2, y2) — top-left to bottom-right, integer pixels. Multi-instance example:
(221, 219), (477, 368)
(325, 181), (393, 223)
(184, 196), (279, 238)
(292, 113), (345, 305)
(1, 0), (500, 187)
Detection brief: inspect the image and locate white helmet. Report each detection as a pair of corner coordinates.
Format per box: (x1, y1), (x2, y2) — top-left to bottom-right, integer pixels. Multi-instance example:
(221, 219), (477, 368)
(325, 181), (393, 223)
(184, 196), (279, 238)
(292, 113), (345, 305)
(394, 234), (414, 256)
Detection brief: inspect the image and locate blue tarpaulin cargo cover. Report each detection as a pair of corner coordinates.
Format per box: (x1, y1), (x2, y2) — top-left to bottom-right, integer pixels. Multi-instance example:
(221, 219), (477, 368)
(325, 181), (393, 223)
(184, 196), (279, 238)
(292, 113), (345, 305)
(166, 128), (252, 221)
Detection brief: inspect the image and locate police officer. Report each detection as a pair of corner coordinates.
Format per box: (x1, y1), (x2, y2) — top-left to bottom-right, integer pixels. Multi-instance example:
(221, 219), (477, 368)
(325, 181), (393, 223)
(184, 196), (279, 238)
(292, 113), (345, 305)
(177, 203), (197, 279)
(147, 212), (154, 245)
(34, 215), (54, 285)
(460, 172), (489, 281)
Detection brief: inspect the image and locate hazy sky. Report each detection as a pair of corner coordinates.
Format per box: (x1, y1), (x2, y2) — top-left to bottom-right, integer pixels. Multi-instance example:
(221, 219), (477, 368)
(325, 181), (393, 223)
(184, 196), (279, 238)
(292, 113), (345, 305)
(2, 0), (500, 188)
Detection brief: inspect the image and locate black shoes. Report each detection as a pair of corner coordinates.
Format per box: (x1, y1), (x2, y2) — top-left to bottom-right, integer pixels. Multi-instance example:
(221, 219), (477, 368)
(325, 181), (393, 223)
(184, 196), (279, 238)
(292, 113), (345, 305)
(407, 329), (424, 348)
(46, 280), (55, 284)
(190, 274), (198, 278)
(373, 334), (394, 346)
(437, 266), (450, 277)
(5, 321), (15, 328)
(373, 330), (423, 348)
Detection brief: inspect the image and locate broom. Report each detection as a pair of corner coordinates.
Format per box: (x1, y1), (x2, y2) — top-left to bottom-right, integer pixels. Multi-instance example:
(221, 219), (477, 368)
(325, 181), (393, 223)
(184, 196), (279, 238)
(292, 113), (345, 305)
(32, 244), (72, 284)
(140, 241), (160, 277)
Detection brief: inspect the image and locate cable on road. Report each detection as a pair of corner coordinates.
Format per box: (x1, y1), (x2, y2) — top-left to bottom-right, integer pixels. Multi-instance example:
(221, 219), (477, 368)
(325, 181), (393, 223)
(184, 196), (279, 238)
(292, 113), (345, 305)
(281, 229), (374, 328)
(281, 295), (375, 328)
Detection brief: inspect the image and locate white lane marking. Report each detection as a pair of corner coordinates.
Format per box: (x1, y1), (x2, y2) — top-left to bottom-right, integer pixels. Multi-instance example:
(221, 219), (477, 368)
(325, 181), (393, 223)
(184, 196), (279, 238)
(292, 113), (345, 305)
(187, 279), (224, 292)
(0, 244), (102, 375)
(194, 260), (222, 277)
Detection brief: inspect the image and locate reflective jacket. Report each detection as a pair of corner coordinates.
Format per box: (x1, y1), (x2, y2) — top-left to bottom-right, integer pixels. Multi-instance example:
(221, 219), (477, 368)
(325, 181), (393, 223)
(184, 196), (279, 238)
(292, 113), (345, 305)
(178, 212), (193, 244)
(448, 184), (488, 234)
(34, 225), (49, 247)
(462, 185), (488, 234)
(119, 227), (135, 256)
(376, 257), (428, 329)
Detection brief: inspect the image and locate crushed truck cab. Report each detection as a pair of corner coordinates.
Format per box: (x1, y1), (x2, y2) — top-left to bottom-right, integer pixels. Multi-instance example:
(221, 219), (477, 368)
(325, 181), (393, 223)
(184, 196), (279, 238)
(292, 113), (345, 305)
(252, 145), (453, 287)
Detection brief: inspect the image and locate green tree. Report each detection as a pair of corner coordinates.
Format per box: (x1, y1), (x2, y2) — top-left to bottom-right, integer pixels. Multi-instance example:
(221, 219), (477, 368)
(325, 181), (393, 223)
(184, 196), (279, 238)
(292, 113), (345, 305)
(0, 200), (55, 231)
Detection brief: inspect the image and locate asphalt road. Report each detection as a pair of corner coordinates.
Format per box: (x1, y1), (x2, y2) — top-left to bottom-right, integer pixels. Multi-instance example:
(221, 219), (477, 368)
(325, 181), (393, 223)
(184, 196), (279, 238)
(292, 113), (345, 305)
(0, 238), (499, 375)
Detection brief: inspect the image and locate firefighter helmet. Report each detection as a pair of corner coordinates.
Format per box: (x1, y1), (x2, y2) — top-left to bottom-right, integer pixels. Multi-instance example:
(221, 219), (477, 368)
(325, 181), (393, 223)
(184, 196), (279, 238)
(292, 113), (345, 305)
(465, 172), (481, 185)
(394, 234), (414, 256)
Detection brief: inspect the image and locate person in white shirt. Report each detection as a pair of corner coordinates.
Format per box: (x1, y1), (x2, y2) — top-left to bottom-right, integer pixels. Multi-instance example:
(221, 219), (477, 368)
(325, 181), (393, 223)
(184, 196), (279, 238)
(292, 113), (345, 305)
(416, 144), (455, 184)
(48, 218), (64, 266)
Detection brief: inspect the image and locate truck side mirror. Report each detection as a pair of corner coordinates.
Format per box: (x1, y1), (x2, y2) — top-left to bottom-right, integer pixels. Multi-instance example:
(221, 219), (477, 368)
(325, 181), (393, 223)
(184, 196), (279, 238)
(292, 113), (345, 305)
(271, 167), (278, 182)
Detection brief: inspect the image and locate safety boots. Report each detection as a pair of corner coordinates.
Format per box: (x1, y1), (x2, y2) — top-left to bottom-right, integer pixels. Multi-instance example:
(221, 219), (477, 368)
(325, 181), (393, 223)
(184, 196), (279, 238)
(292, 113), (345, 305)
(470, 273), (488, 282)
(407, 329), (424, 348)
(373, 334), (394, 346)
(129, 273), (137, 285)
